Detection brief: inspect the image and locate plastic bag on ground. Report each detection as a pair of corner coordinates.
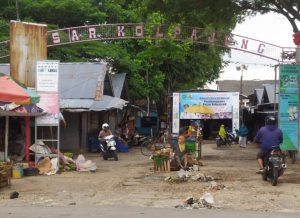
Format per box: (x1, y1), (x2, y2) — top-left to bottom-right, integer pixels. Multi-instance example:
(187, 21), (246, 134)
(46, 157), (59, 175)
(75, 154), (97, 172)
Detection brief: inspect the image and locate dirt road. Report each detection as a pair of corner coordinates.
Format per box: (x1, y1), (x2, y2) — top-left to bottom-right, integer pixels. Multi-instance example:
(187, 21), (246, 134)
(1, 141), (300, 212)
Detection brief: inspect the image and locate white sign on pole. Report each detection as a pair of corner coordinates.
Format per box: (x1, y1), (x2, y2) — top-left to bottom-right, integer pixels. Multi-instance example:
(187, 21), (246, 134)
(36, 60), (59, 92)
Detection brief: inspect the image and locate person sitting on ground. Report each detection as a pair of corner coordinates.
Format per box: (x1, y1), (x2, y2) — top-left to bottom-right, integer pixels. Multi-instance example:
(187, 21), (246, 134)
(238, 123), (249, 148)
(254, 115), (283, 174)
(172, 135), (188, 170)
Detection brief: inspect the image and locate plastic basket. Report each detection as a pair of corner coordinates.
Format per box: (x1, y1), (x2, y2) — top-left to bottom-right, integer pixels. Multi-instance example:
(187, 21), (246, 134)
(186, 141), (196, 152)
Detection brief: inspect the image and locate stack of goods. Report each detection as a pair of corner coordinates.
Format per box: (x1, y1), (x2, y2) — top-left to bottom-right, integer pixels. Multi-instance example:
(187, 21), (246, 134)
(0, 162), (12, 188)
(152, 148), (172, 172)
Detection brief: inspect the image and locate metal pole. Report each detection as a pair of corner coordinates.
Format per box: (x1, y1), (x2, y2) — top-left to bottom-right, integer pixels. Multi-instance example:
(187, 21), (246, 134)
(4, 116), (9, 161)
(274, 65), (278, 113)
(239, 69), (243, 96)
(25, 116), (30, 162)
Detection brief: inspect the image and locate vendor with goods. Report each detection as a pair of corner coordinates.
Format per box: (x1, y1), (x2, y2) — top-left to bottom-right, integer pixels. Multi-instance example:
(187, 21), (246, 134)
(171, 135), (188, 170)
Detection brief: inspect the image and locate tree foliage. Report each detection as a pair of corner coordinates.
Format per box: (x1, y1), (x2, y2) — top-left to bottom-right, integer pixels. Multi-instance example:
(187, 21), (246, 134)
(0, 0), (242, 115)
(236, 0), (300, 33)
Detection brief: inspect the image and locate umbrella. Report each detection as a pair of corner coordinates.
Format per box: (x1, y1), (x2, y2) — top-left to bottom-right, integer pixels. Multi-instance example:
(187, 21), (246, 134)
(0, 74), (39, 104)
(184, 105), (214, 114)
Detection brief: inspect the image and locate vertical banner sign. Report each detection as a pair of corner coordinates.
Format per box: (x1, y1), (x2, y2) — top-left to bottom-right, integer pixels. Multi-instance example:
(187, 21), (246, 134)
(279, 94), (298, 150)
(231, 92), (240, 131)
(172, 93), (180, 133)
(279, 65), (300, 151)
(36, 60), (60, 125)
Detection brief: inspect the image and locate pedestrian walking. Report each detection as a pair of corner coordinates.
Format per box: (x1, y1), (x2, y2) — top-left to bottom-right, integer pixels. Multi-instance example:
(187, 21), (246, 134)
(238, 123), (248, 148)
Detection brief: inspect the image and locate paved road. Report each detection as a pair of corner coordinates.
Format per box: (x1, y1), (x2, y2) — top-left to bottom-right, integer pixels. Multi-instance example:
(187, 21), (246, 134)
(1, 206), (300, 218)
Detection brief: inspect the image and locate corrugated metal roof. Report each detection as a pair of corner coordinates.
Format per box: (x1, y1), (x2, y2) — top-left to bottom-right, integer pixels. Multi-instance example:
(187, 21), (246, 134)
(60, 95), (127, 111)
(59, 63), (107, 99)
(111, 73), (126, 98)
(264, 84), (279, 104)
(91, 95), (127, 111)
(0, 63), (127, 111)
(0, 63), (108, 99)
(217, 80), (278, 96)
(254, 89), (264, 104)
(60, 99), (93, 109)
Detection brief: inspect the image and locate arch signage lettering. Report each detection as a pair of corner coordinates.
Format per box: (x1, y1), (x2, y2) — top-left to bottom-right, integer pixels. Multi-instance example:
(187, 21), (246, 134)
(0, 23), (296, 62)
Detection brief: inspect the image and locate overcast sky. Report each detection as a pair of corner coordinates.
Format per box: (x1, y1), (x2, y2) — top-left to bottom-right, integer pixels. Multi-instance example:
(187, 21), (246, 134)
(209, 12), (296, 87)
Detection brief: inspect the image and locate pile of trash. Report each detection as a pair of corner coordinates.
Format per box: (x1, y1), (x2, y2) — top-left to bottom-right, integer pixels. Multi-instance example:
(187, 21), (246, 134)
(175, 193), (216, 209)
(165, 169), (225, 190)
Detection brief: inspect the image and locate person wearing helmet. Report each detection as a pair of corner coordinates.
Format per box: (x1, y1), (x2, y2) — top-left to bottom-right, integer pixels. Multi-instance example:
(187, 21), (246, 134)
(254, 115), (283, 174)
(98, 123), (112, 140)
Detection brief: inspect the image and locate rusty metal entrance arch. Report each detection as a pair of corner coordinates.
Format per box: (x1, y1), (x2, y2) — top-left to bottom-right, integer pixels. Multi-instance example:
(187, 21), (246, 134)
(0, 23), (296, 62)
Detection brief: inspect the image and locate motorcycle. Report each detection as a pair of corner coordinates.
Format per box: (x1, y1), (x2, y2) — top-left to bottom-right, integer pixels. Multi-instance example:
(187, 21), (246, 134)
(99, 135), (118, 161)
(133, 133), (152, 146)
(216, 131), (233, 147)
(262, 146), (287, 186)
(227, 129), (239, 144)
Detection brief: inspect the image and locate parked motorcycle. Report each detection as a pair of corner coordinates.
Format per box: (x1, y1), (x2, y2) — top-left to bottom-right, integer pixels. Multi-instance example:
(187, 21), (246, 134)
(123, 132), (152, 148)
(262, 146), (286, 186)
(99, 135), (118, 161)
(227, 129), (239, 144)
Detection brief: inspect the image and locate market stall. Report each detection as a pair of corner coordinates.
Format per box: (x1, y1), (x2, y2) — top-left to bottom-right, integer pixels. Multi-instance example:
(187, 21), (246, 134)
(0, 74), (43, 163)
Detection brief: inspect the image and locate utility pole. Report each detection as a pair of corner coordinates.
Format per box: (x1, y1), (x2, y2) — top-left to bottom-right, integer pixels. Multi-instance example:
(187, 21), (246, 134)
(273, 65), (279, 113)
(146, 69), (149, 116)
(236, 64), (247, 95)
(16, 0), (20, 21)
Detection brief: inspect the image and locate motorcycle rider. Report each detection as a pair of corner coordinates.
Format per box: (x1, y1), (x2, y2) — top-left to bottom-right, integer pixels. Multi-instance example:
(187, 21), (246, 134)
(254, 115), (283, 174)
(98, 123), (113, 149)
(218, 124), (227, 144)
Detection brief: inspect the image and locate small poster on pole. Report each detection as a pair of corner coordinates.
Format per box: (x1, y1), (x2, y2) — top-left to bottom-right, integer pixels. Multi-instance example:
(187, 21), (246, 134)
(36, 61), (59, 92)
(36, 93), (60, 125)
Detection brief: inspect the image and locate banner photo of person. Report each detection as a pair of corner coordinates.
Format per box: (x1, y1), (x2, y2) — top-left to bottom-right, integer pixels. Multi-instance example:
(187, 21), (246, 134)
(279, 94), (298, 150)
(179, 92), (239, 120)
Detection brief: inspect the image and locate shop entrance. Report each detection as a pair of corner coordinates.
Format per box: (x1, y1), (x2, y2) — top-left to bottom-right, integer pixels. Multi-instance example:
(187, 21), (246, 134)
(179, 118), (232, 140)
